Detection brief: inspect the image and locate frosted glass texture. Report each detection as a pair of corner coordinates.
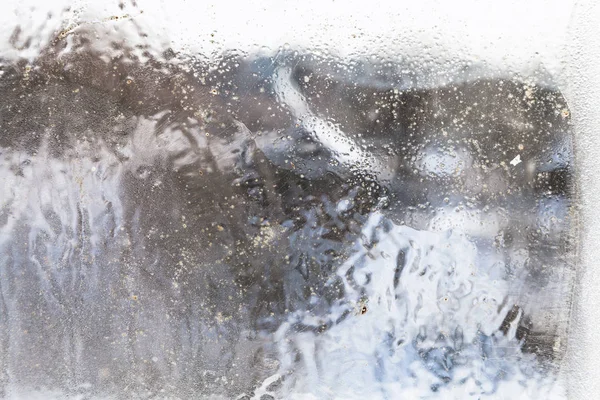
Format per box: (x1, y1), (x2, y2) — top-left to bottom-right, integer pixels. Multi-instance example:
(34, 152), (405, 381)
(0, 1), (577, 399)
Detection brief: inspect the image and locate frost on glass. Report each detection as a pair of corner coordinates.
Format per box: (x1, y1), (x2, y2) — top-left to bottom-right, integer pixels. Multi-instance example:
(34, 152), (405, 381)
(0, 3), (575, 400)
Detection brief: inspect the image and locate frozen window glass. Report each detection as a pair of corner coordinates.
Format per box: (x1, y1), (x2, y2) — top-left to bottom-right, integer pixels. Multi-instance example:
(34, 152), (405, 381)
(0, 1), (590, 399)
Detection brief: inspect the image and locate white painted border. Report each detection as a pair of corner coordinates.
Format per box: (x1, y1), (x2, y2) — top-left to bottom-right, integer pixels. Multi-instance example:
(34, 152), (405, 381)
(563, 1), (600, 399)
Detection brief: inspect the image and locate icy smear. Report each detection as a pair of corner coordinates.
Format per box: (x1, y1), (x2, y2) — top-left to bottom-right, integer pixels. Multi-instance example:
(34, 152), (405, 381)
(0, 4), (576, 398)
(250, 211), (565, 399)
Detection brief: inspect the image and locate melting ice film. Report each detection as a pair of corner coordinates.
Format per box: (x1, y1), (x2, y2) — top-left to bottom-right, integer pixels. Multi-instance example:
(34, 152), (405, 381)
(0, 0), (593, 399)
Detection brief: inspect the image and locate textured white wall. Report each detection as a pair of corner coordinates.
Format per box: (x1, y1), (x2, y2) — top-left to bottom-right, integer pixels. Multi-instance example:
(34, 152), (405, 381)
(564, 1), (600, 399)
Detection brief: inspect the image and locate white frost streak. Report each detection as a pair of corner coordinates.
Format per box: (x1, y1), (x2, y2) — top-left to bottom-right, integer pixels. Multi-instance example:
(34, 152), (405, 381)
(510, 154), (522, 166)
(273, 67), (389, 179)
